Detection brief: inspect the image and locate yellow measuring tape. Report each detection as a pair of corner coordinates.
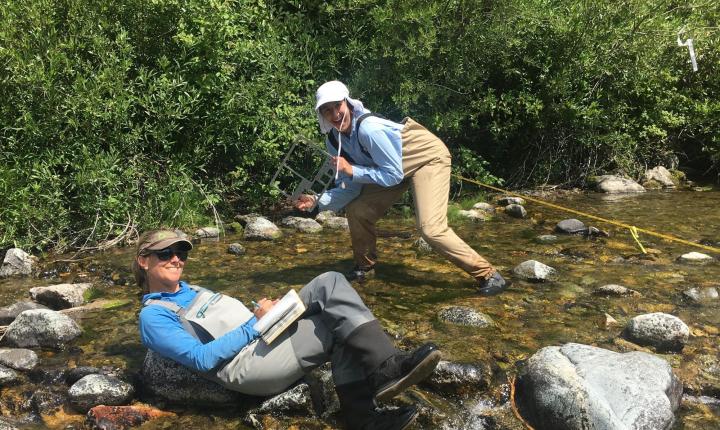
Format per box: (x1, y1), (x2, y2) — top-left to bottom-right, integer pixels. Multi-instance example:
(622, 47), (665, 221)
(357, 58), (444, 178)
(453, 174), (720, 255)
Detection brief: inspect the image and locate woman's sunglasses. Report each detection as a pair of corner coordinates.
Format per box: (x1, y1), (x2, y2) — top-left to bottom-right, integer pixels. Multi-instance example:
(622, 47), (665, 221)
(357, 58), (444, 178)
(149, 247), (189, 262)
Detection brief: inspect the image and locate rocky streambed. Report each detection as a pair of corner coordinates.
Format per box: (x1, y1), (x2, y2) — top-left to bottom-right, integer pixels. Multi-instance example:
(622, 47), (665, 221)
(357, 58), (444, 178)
(0, 188), (719, 429)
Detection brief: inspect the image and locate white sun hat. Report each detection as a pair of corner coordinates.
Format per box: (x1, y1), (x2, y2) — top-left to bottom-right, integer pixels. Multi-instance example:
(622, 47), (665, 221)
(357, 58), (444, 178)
(315, 80), (367, 134)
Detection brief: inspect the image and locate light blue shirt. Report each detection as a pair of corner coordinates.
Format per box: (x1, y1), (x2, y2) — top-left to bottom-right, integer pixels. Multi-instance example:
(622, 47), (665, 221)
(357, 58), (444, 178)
(318, 112), (405, 212)
(139, 281), (260, 372)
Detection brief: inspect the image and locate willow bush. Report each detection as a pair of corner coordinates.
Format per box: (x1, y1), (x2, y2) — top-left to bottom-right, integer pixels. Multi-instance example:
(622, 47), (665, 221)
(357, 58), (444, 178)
(1, 0), (718, 250)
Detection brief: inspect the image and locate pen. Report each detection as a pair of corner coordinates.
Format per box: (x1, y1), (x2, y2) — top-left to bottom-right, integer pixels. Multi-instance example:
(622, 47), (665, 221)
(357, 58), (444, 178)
(251, 300), (260, 309)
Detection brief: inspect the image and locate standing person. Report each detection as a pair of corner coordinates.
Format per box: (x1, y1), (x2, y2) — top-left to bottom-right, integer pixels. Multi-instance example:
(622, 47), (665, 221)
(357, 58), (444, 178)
(295, 81), (509, 295)
(134, 229), (441, 430)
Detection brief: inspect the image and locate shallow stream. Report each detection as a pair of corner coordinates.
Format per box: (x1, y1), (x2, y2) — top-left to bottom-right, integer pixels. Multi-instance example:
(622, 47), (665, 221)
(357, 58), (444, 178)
(1, 189), (719, 429)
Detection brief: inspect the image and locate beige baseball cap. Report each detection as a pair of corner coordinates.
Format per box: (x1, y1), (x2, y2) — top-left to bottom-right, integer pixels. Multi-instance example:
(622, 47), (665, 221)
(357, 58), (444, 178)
(136, 230), (192, 256)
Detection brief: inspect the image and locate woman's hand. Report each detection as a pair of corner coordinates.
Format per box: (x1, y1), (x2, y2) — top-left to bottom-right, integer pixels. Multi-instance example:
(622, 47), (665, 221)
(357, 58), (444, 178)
(331, 156), (353, 177)
(253, 298), (278, 319)
(294, 194), (317, 212)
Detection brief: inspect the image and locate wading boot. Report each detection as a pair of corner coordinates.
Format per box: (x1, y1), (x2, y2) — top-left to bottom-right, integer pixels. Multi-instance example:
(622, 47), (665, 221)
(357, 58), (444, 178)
(336, 381), (418, 430)
(476, 271), (511, 296)
(369, 343), (442, 402)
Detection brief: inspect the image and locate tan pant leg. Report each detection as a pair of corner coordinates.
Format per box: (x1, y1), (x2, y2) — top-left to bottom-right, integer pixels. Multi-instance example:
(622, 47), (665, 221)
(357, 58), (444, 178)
(346, 181), (410, 267)
(410, 157), (495, 280)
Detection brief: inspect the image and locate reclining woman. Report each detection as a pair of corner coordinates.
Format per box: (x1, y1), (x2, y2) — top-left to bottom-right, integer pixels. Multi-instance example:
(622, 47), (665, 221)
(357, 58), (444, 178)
(134, 229), (441, 430)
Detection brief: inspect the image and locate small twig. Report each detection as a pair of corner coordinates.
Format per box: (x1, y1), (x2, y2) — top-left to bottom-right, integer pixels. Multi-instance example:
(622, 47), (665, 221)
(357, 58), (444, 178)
(509, 375), (535, 430)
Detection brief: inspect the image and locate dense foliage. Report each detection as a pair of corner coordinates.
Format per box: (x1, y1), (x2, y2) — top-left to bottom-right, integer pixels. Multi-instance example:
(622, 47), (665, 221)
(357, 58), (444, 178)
(1, 0), (718, 250)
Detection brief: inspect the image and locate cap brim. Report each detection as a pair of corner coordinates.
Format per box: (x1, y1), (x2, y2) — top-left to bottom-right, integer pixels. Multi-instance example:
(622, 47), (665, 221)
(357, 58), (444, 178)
(315, 96), (345, 111)
(145, 238), (193, 252)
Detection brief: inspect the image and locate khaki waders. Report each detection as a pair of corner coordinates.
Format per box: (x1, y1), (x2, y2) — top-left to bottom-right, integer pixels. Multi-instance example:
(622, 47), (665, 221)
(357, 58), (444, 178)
(346, 118), (495, 281)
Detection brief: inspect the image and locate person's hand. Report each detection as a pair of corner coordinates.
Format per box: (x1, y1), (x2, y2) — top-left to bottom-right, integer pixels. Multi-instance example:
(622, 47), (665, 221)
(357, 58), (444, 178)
(294, 194), (317, 212)
(253, 298), (278, 319)
(331, 156), (353, 177)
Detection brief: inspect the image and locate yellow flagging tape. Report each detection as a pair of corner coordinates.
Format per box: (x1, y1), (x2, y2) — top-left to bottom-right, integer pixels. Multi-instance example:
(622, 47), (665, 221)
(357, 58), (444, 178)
(453, 174), (720, 255)
(629, 226), (647, 254)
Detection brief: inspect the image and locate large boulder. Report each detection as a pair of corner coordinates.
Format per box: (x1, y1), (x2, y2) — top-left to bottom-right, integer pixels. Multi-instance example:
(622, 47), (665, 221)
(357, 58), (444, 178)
(623, 312), (690, 352)
(0, 248), (35, 277)
(68, 374), (135, 413)
(3, 309), (82, 349)
(0, 301), (48, 325)
(141, 351), (245, 406)
(243, 217), (282, 241)
(592, 175), (646, 193)
(642, 166), (677, 189)
(29, 283), (93, 310)
(515, 343), (682, 430)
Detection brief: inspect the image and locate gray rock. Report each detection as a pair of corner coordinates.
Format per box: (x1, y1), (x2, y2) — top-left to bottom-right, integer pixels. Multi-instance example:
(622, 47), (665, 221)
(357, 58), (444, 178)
(457, 209), (490, 221)
(308, 365), (339, 419)
(643, 166), (677, 189)
(0, 416), (19, 430)
(227, 243), (246, 256)
(678, 252), (713, 262)
(423, 360), (490, 398)
(593, 175), (646, 193)
(497, 196), (526, 206)
(624, 312), (690, 352)
(142, 351), (243, 405)
(68, 374), (134, 413)
(322, 216), (350, 230)
(593, 284), (641, 297)
(438, 306), (494, 328)
(195, 227), (220, 238)
(31, 388), (68, 414)
(235, 213), (263, 226)
(280, 216), (323, 233)
(504, 204), (527, 218)
(512, 260), (556, 282)
(0, 348), (39, 371)
(248, 383), (314, 417)
(535, 235), (558, 244)
(0, 301), (49, 325)
(0, 248), (34, 277)
(244, 217), (282, 241)
(3, 309), (82, 349)
(555, 219), (586, 234)
(415, 237), (434, 254)
(315, 210), (338, 223)
(682, 287), (719, 303)
(472, 202), (496, 214)
(516, 343), (682, 430)
(0, 364), (19, 386)
(29, 283), (93, 310)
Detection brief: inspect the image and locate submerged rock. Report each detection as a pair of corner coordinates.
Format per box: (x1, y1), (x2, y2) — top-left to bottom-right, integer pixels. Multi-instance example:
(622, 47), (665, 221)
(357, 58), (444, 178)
(0, 349), (39, 371)
(593, 284), (641, 297)
(438, 307), (494, 328)
(142, 351), (243, 406)
(0, 365), (19, 386)
(0, 248), (35, 277)
(281, 216), (323, 233)
(3, 309), (82, 349)
(512, 260), (556, 282)
(88, 405), (176, 430)
(423, 360), (490, 398)
(0, 301), (48, 325)
(682, 286), (719, 304)
(515, 343), (681, 430)
(68, 374), (134, 413)
(535, 234), (558, 244)
(678, 252), (713, 263)
(31, 388), (67, 415)
(227, 243), (246, 256)
(592, 175), (646, 193)
(414, 237), (434, 255)
(244, 217), (282, 241)
(29, 283), (93, 310)
(504, 204), (527, 218)
(624, 312), (689, 352)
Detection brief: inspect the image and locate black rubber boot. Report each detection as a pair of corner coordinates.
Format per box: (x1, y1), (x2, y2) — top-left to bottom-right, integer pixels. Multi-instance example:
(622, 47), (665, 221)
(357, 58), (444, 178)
(343, 320), (397, 375)
(336, 381), (418, 430)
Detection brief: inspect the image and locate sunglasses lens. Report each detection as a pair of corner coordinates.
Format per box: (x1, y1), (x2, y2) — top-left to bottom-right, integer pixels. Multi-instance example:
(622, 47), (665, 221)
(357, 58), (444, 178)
(154, 248), (174, 261)
(176, 251), (188, 261)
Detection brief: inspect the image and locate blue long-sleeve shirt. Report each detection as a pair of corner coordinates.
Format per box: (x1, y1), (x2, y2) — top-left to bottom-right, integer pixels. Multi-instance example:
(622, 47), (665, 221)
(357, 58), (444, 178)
(139, 281), (260, 372)
(318, 112), (406, 212)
